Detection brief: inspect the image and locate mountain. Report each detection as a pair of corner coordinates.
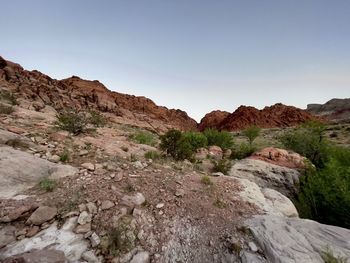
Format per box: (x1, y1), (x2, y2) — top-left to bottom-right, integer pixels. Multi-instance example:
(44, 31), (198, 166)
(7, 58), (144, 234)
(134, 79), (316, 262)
(307, 98), (350, 123)
(199, 103), (321, 131)
(0, 56), (197, 131)
(198, 110), (230, 131)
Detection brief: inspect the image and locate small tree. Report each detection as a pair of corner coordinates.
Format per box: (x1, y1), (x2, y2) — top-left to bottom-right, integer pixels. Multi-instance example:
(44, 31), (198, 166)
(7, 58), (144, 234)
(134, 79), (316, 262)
(242, 125), (261, 146)
(203, 129), (234, 150)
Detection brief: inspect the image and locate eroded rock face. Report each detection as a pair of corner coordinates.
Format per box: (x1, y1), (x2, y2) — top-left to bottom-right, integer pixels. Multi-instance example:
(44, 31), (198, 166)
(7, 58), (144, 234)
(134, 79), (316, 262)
(198, 110), (230, 131)
(0, 56), (197, 131)
(246, 215), (350, 263)
(307, 98), (350, 123)
(0, 146), (78, 198)
(199, 104), (322, 131)
(229, 159), (301, 197)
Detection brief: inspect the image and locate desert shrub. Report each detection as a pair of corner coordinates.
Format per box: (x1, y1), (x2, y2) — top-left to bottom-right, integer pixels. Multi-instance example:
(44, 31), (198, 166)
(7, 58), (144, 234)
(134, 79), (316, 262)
(39, 177), (57, 192)
(230, 143), (255, 160)
(160, 129), (194, 160)
(144, 150), (160, 160)
(88, 110), (106, 127)
(0, 103), (14, 114)
(55, 110), (88, 135)
(130, 131), (156, 146)
(214, 197), (227, 208)
(203, 129), (234, 150)
(104, 216), (135, 256)
(182, 131), (208, 150)
(213, 159), (232, 175)
(321, 247), (347, 263)
(0, 90), (18, 105)
(242, 125), (261, 145)
(59, 149), (70, 162)
(280, 121), (329, 168)
(201, 175), (213, 186)
(295, 146), (350, 228)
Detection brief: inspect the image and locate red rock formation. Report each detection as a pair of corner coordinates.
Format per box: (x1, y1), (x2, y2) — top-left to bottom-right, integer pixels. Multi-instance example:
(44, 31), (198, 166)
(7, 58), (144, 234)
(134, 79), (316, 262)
(198, 110), (230, 131)
(199, 104), (322, 131)
(0, 56), (197, 131)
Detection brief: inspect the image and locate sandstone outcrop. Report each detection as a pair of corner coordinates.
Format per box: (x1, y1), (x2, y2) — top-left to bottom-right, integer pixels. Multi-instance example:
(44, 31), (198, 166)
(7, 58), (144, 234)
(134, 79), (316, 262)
(307, 98), (350, 123)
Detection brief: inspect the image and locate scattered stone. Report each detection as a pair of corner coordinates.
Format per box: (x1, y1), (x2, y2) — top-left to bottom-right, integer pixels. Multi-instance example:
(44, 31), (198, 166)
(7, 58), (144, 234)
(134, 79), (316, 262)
(175, 189), (185, 197)
(130, 251), (150, 263)
(0, 226), (16, 248)
(79, 203), (87, 212)
(121, 193), (146, 207)
(79, 150), (89, 156)
(75, 223), (92, 234)
(82, 250), (100, 263)
(115, 173), (123, 181)
(81, 163), (95, 171)
(26, 226), (40, 237)
(49, 154), (61, 163)
(101, 200), (115, 210)
(78, 211), (92, 225)
(248, 241), (258, 253)
(86, 202), (98, 214)
(212, 172), (224, 177)
(26, 206), (57, 225)
(90, 232), (101, 248)
(156, 203), (164, 209)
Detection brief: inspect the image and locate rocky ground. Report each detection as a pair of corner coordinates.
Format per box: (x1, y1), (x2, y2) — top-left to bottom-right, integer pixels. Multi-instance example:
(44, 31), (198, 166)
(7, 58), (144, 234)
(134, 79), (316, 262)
(0, 100), (350, 263)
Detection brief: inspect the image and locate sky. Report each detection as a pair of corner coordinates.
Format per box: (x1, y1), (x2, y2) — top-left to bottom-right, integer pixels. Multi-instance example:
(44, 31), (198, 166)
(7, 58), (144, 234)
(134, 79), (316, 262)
(1, 0), (349, 121)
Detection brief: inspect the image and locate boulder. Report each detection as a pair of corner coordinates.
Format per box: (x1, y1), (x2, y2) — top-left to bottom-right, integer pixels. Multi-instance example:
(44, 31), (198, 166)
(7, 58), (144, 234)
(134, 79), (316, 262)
(0, 146), (77, 198)
(26, 206), (57, 225)
(229, 159), (300, 197)
(2, 249), (66, 263)
(194, 147), (209, 160)
(250, 147), (306, 169)
(208, 146), (223, 160)
(0, 217), (89, 262)
(130, 251), (150, 263)
(121, 193), (146, 207)
(246, 215), (350, 263)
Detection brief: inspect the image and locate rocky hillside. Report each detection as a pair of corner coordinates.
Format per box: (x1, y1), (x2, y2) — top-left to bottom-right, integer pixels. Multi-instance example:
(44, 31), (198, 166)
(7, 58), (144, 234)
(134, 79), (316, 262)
(199, 103), (321, 131)
(307, 98), (350, 123)
(0, 56), (197, 132)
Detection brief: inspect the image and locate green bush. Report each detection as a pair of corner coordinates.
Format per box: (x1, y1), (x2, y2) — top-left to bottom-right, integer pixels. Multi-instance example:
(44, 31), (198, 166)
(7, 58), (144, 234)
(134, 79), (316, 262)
(130, 131), (156, 146)
(144, 150), (160, 160)
(55, 110), (88, 135)
(39, 177), (57, 192)
(201, 175), (213, 186)
(295, 149), (350, 228)
(213, 159), (232, 174)
(230, 143), (255, 160)
(88, 110), (106, 127)
(59, 149), (70, 162)
(160, 129), (193, 160)
(321, 247), (347, 263)
(242, 125), (261, 145)
(280, 121), (329, 168)
(203, 129), (234, 150)
(182, 131), (208, 150)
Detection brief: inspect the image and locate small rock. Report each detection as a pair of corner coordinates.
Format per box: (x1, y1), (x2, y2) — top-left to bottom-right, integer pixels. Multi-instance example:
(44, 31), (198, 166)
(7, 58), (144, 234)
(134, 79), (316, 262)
(86, 202), (98, 214)
(175, 189), (185, 197)
(79, 203), (87, 212)
(156, 203), (164, 209)
(212, 172), (224, 177)
(82, 250), (100, 263)
(248, 241), (258, 252)
(110, 173), (116, 178)
(115, 173), (123, 181)
(75, 223), (92, 234)
(132, 161), (144, 169)
(26, 226), (40, 237)
(78, 211), (92, 225)
(101, 200), (115, 210)
(79, 150), (89, 156)
(50, 155), (61, 163)
(26, 206), (57, 225)
(121, 193), (146, 207)
(0, 225), (16, 248)
(90, 232), (101, 247)
(130, 251), (150, 263)
(81, 163), (95, 171)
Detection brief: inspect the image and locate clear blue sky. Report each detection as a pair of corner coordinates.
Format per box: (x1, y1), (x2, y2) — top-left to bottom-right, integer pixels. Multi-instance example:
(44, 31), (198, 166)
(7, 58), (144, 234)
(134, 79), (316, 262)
(1, 0), (349, 121)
